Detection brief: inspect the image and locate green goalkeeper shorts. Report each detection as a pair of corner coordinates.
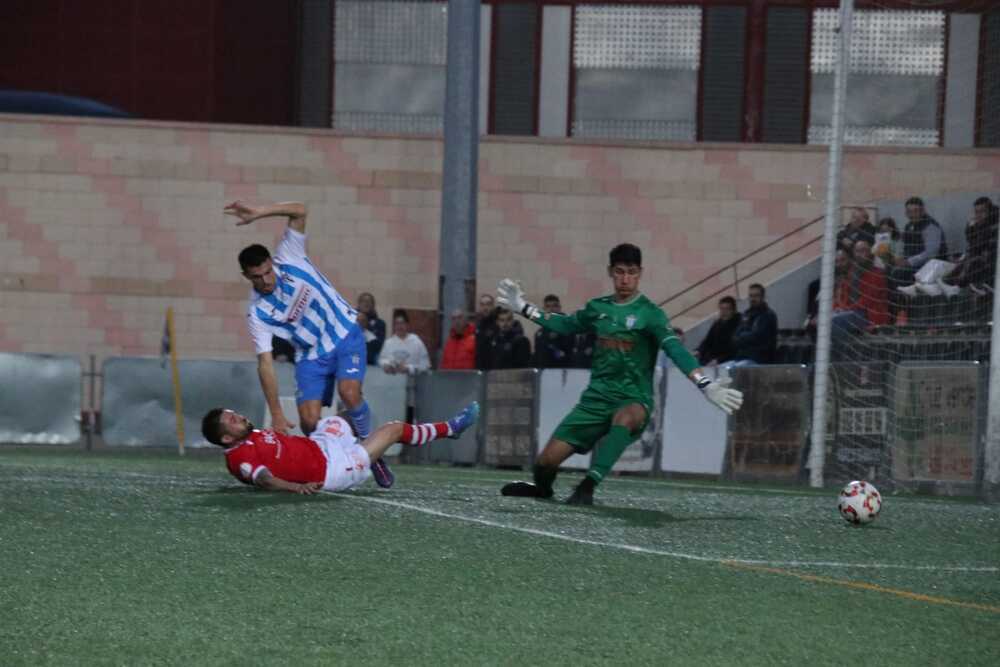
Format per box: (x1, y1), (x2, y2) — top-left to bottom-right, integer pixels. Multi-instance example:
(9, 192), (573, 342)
(551, 396), (651, 454)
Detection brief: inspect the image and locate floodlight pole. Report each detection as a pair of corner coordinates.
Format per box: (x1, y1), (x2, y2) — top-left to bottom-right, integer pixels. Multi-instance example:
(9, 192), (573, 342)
(808, 0), (854, 487)
(438, 0), (480, 359)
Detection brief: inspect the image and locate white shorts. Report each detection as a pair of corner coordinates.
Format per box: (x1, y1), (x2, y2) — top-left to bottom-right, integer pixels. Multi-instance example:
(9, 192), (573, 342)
(313, 416), (372, 492)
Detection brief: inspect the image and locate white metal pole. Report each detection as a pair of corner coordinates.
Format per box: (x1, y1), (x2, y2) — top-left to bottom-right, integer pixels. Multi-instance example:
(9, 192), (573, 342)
(984, 202), (1000, 500)
(808, 0), (854, 487)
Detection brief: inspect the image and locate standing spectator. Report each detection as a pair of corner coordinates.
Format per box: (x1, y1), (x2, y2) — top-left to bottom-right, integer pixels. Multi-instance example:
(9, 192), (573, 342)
(475, 294), (499, 370)
(441, 309), (476, 370)
(488, 307), (532, 369)
(729, 283), (778, 367)
(837, 207), (876, 255)
(355, 311), (378, 365)
(356, 292), (386, 364)
(379, 309), (430, 375)
(573, 332), (596, 369)
(696, 296), (741, 365)
(534, 294), (576, 368)
(889, 196), (949, 293)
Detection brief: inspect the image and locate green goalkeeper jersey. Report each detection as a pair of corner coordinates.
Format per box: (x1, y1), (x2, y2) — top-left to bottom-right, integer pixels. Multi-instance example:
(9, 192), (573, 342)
(532, 293), (699, 407)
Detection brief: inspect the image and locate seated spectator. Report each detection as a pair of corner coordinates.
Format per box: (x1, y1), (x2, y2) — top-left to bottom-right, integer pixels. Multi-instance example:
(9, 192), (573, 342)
(355, 311), (378, 365)
(378, 309), (430, 375)
(831, 241), (889, 346)
(356, 292), (386, 364)
(805, 250), (851, 339)
(272, 336), (295, 363)
(837, 207), (876, 255)
(728, 283), (777, 367)
(534, 294), (575, 368)
(488, 307), (532, 369)
(441, 309), (476, 370)
(696, 296), (741, 365)
(940, 197), (999, 297)
(889, 197), (949, 297)
(873, 217), (904, 269)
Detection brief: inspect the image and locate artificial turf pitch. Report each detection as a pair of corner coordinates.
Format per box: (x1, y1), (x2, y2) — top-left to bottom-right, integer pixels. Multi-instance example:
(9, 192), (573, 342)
(1, 448), (998, 666)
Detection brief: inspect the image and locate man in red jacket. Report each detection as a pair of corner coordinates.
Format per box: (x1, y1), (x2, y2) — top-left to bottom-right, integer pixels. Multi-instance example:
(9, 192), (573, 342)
(441, 309), (476, 370)
(831, 240), (889, 359)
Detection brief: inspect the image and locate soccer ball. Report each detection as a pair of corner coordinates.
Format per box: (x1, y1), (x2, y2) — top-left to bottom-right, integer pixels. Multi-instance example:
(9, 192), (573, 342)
(838, 480), (882, 525)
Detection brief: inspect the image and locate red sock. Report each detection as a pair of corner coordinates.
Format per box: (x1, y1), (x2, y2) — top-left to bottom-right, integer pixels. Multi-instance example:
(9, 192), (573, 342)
(400, 422), (451, 446)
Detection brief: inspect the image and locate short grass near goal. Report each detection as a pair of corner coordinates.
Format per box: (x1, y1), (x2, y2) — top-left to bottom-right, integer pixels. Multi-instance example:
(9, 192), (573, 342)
(1, 448), (997, 666)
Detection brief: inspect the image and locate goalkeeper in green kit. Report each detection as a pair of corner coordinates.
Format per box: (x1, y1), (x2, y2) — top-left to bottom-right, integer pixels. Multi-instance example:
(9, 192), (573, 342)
(497, 243), (744, 505)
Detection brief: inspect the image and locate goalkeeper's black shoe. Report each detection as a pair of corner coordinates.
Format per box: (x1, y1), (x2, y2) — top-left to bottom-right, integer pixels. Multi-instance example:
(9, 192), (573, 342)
(565, 486), (594, 506)
(566, 477), (596, 505)
(500, 481), (554, 499)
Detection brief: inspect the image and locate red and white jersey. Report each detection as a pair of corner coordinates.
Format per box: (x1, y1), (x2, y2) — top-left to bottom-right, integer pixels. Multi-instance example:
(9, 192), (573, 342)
(224, 429), (327, 486)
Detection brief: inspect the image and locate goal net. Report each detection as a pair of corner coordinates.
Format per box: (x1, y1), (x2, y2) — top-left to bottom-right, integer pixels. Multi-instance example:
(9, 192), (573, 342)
(810, 4), (999, 496)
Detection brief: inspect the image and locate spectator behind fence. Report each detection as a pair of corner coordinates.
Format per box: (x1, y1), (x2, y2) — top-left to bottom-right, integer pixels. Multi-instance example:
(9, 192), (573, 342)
(355, 312), (378, 365)
(696, 296), (741, 365)
(379, 309), (430, 375)
(728, 283), (777, 367)
(573, 331), (596, 369)
(534, 294), (576, 368)
(831, 241), (889, 352)
(272, 336), (295, 363)
(873, 217), (904, 269)
(357, 292), (386, 365)
(474, 294), (497, 370)
(441, 309), (476, 370)
(940, 197), (999, 297)
(889, 197), (949, 296)
(837, 207), (876, 256)
(488, 307), (532, 369)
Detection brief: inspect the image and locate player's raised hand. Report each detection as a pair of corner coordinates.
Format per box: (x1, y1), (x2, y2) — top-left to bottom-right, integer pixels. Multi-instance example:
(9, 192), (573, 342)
(497, 279), (541, 319)
(702, 377), (744, 415)
(224, 201), (259, 226)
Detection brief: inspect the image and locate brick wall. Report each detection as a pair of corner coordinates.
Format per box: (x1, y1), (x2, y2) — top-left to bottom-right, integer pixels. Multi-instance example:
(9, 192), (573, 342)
(1, 114), (999, 361)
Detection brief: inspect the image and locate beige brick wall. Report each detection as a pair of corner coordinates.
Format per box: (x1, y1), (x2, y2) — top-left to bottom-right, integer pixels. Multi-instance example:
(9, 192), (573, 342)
(1, 114), (999, 360)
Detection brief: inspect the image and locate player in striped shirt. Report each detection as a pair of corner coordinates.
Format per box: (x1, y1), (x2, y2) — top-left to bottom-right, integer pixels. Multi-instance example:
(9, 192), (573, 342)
(225, 200), (392, 487)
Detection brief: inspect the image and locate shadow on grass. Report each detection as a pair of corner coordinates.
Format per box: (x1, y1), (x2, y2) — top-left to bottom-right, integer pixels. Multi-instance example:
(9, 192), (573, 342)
(567, 504), (756, 528)
(193, 486), (343, 509)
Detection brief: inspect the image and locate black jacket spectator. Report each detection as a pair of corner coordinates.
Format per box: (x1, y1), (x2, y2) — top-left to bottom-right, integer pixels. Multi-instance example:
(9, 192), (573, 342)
(535, 328), (575, 368)
(696, 314), (741, 365)
(486, 308), (531, 369)
(901, 214), (948, 268)
(732, 287), (778, 364)
(477, 308), (525, 370)
(356, 292), (386, 364)
(837, 209), (876, 255)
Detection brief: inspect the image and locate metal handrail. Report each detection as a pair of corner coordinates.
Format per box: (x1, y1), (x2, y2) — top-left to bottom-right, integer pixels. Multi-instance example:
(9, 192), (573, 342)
(657, 213), (826, 310)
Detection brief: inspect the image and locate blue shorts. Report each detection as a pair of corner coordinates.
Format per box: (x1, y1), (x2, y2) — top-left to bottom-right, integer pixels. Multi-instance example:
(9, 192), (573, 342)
(294, 326), (367, 406)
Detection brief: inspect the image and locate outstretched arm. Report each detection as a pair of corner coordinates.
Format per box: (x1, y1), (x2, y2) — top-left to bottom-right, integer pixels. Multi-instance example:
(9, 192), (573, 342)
(650, 312), (744, 415)
(257, 352), (295, 434)
(255, 469), (322, 494)
(224, 201), (307, 233)
(496, 278), (590, 335)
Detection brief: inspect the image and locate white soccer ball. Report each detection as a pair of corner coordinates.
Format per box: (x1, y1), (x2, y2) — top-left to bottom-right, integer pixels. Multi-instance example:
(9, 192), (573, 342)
(838, 480), (882, 525)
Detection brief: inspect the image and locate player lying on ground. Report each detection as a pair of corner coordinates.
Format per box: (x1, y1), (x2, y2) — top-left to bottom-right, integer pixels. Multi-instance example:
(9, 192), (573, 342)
(201, 403), (479, 494)
(497, 243), (743, 505)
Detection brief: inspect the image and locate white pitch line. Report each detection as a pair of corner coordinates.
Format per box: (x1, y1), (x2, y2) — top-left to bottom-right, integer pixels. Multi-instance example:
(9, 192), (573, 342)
(339, 493), (1000, 574)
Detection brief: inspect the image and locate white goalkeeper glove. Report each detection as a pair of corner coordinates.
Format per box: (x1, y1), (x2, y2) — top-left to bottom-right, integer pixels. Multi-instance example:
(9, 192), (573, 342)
(701, 377), (744, 415)
(497, 278), (541, 320)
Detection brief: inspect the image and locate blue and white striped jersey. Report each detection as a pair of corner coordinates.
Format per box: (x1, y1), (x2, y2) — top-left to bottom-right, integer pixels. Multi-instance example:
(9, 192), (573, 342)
(246, 228), (358, 362)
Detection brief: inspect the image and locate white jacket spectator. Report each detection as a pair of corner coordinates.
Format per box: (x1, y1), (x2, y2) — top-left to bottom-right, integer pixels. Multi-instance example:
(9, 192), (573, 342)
(379, 310), (430, 375)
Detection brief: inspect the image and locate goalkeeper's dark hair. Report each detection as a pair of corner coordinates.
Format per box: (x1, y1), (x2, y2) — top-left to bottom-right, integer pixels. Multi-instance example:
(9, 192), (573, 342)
(238, 244), (271, 271)
(609, 243), (642, 267)
(201, 408), (226, 446)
